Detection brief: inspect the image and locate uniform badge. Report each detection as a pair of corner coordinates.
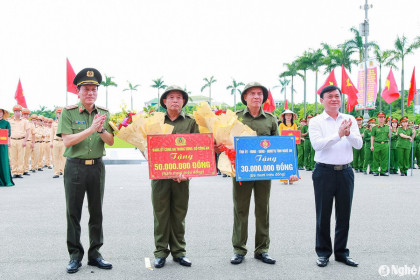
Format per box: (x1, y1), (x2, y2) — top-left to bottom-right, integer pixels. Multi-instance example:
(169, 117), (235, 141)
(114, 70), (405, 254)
(87, 71), (94, 77)
(174, 137), (186, 146)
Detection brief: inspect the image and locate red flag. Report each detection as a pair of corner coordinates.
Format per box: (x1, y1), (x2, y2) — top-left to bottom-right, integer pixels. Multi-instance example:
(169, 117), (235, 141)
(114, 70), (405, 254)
(15, 79), (28, 108)
(381, 67), (400, 104)
(67, 58), (77, 94)
(284, 99), (289, 110)
(317, 69), (337, 95)
(263, 89), (276, 113)
(341, 65), (359, 112)
(407, 67), (416, 107)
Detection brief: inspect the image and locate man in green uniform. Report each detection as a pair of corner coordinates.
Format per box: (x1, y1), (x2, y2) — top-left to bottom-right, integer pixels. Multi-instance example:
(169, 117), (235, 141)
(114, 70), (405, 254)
(225, 82), (298, 265)
(363, 119), (375, 174)
(352, 116), (364, 172)
(57, 68), (114, 274)
(414, 124), (420, 169)
(152, 85), (198, 269)
(396, 117), (414, 176)
(370, 112), (390, 176)
(302, 114), (315, 171)
(389, 118), (399, 174)
(297, 118), (306, 170)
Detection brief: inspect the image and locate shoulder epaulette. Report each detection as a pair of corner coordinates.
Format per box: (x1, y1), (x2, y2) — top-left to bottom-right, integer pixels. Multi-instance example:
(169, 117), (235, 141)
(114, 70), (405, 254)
(65, 105), (78, 110)
(235, 109), (244, 115)
(264, 111), (276, 118)
(96, 105), (109, 112)
(185, 113), (193, 119)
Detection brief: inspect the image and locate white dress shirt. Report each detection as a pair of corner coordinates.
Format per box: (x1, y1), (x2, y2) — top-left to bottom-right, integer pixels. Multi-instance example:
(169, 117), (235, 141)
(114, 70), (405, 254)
(309, 111), (363, 165)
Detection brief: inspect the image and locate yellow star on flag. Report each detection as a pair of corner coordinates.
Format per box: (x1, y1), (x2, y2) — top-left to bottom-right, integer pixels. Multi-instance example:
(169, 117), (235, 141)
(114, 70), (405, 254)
(385, 79), (390, 90)
(329, 81), (334, 85)
(346, 78), (352, 87)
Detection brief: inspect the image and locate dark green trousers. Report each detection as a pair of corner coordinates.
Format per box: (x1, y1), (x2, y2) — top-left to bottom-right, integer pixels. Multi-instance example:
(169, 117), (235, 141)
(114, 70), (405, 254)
(363, 143), (372, 172)
(390, 148), (398, 173)
(398, 148), (411, 174)
(304, 140), (315, 169)
(232, 178), (271, 255)
(352, 146), (364, 170)
(151, 179), (189, 258)
(64, 159), (105, 261)
(372, 142), (389, 173)
(297, 143), (305, 169)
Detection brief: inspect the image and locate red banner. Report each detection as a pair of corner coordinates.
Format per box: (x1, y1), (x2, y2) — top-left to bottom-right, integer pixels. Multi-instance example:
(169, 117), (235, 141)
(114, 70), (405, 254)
(280, 130), (301, 144)
(147, 133), (216, 179)
(0, 129), (8, 145)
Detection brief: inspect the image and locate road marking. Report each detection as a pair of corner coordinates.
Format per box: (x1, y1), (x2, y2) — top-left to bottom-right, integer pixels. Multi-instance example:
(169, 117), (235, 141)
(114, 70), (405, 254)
(145, 257), (153, 270)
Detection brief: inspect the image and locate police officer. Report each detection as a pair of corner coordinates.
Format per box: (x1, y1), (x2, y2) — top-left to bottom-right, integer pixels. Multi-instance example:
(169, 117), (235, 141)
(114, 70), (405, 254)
(9, 105), (30, 178)
(57, 68), (114, 274)
(390, 118), (399, 174)
(396, 117), (414, 176)
(370, 112), (390, 176)
(152, 85), (198, 269)
(297, 118), (306, 170)
(51, 108), (65, 178)
(302, 114), (315, 171)
(22, 108), (34, 175)
(362, 119), (375, 174)
(226, 82), (298, 265)
(352, 116), (364, 172)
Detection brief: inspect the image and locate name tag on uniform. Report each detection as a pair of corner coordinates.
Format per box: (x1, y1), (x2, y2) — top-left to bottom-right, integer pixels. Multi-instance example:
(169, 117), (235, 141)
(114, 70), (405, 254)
(75, 121), (86, 124)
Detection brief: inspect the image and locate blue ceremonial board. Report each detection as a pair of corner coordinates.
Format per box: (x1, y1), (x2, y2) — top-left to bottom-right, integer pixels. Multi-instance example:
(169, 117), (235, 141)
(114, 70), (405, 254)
(234, 136), (298, 181)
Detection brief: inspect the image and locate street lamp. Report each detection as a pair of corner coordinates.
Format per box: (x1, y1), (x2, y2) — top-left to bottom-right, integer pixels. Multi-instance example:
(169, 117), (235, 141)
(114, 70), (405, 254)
(360, 1), (373, 123)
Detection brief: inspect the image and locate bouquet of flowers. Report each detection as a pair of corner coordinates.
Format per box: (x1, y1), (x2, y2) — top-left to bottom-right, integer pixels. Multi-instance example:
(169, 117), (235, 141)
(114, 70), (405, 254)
(193, 102), (256, 177)
(109, 112), (174, 159)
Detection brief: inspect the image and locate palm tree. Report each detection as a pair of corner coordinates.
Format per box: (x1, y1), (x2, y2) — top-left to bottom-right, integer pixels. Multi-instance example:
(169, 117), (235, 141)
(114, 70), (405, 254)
(296, 51), (313, 116)
(151, 77), (167, 112)
(100, 75), (117, 109)
(226, 79), (244, 111)
(123, 81), (140, 111)
(390, 35), (420, 116)
(273, 78), (290, 102)
(280, 61), (303, 112)
(373, 46), (398, 111)
(344, 27), (378, 63)
(201, 76), (217, 106)
(308, 48), (324, 113)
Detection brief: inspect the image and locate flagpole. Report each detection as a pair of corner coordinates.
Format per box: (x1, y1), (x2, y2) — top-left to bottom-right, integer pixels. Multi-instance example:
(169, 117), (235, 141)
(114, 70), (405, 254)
(410, 103), (415, 176)
(388, 103), (391, 175)
(66, 91), (68, 106)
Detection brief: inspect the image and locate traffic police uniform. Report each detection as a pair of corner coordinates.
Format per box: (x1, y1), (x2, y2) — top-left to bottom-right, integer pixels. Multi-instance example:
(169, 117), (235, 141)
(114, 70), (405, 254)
(151, 86), (199, 263)
(396, 117), (413, 176)
(232, 82), (279, 261)
(370, 112), (390, 175)
(57, 68), (113, 266)
(22, 108), (34, 175)
(51, 108), (66, 177)
(9, 105), (29, 177)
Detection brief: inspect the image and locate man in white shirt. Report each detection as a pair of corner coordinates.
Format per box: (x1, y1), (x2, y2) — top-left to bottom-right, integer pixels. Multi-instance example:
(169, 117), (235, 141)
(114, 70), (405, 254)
(309, 85), (363, 268)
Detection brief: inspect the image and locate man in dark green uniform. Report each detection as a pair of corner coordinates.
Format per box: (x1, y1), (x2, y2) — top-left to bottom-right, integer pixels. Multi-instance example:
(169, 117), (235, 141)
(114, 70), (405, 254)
(152, 85), (199, 269)
(363, 119), (375, 174)
(57, 68), (114, 274)
(370, 112), (390, 176)
(352, 116), (364, 172)
(226, 82), (298, 265)
(302, 114), (315, 171)
(389, 118), (399, 174)
(297, 118), (306, 170)
(396, 117), (414, 176)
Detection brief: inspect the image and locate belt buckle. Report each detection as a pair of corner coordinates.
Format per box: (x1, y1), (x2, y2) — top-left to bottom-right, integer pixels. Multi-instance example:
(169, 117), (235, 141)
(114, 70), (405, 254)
(381, 141), (384, 144)
(334, 165), (343, 171)
(85, 159), (94, 165)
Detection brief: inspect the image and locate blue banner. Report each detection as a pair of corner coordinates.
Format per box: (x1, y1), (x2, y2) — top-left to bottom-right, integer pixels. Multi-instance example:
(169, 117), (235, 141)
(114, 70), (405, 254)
(234, 136), (298, 181)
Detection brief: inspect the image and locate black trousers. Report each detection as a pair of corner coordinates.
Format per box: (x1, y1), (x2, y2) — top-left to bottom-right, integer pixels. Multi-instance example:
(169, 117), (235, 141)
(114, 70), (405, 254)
(312, 163), (354, 259)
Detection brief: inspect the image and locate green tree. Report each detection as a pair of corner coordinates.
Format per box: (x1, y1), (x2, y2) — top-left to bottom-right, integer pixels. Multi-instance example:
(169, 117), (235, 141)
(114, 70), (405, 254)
(390, 35), (420, 116)
(280, 61), (302, 112)
(273, 78), (290, 102)
(100, 75), (118, 109)
(150, 77), (167, 112)
(201, 76), (217, 106)
(373, 46), (397, 111)
(308, 48), (324, 113)
(296, 51), (314, 116)
(226, 79), (244, 111)
(123, 81), (140, 111)
(344, 27), (378, 63)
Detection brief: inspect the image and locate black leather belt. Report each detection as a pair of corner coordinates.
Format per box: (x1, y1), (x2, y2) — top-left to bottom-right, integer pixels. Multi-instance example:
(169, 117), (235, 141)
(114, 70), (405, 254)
(316, 162), (350, 171)
(35, 141), (43, 143)
(11, 137), (24, 140)
(67, 157), (102, 165)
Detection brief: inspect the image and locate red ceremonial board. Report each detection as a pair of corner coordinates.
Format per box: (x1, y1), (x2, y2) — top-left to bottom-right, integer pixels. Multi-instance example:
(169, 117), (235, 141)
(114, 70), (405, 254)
(147, 133), (217, 179)
(0, 129), (8, 145)
(280, 130), (301, 144)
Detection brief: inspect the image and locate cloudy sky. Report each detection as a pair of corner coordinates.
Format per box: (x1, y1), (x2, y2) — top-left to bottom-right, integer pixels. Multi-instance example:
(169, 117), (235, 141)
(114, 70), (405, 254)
(1, 0), (419, 113)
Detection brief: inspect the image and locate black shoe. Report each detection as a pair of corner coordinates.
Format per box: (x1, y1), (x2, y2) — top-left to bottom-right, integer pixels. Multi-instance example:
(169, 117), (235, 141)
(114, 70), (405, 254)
(66, 259), (82, 274)
(53, 175), (59, 178)
(60, 172), (63, 175)
(316, 257), (329, 267)
(154, 257), (166, 268)
(12, 175), (18, 178)
(222, 174), (227, 177)
(254, 253), (276, 264)
(15, 174), (23, 178)
(373, 173), (379, 176)
(44, 165), (48, 168)
(401, 173), (406, 176)
(30, 169), (36, 173)
(380, 173), (389, 176)
(173, 256), (191, 267)
(363, 171), (367, 175)
(48, 166), (52, 169)
(230, 254), (244, 264)
(335, 256), (358, 267)
(23, 172), (30, 176)
(87, 258), (112, 269)
(217, 171), (221, 175)
(369, 171), (373, 174)
(354, 169), (359, 173)
(38, 168), (43, 171)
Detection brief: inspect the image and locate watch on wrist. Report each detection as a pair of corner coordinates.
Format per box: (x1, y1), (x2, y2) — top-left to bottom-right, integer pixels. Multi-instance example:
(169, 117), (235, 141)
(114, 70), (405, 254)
(97, 128), (105, 134)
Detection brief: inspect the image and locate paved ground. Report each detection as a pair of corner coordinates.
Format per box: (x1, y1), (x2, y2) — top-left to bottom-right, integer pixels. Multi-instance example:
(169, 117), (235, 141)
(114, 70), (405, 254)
(0, 162), (419, 280)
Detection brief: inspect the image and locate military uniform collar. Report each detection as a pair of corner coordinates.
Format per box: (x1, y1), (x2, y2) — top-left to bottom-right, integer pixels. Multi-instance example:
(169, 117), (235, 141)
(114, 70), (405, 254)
(165, 110), (185, 120)
(78, 102), (97, 114)
(243, 106), (266, 118)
